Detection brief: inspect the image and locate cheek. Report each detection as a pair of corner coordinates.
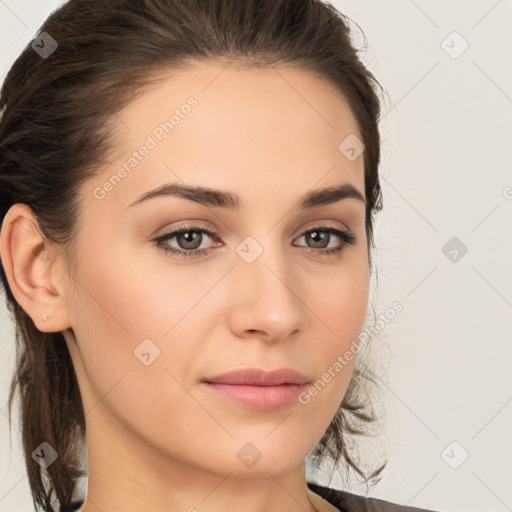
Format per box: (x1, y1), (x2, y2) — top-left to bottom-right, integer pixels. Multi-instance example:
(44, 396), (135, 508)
(67, 249), (207, 448)
(302, 256), (369, 401)
(72, 228), (203, 339)
(68, 233), (216, 388)
(310, 249), (370, 344)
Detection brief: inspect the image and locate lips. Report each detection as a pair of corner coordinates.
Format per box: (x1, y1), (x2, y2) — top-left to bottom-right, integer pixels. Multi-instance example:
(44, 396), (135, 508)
(202, 367), (311, 386)
(201, 368), (312, 410)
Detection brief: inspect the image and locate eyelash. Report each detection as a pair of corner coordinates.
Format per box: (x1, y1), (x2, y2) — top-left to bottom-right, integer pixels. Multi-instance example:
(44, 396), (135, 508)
(153, 223), (357, 260)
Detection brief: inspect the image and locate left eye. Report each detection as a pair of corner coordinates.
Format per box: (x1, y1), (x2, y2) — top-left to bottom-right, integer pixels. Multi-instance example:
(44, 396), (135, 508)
(153, 224), (357, 259)
(156, 226), (217, 254)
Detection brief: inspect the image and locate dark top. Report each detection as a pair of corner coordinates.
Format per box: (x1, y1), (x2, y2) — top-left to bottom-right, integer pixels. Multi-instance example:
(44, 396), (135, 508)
(307, 482), (441, 511)
(63, 481), (442, 512)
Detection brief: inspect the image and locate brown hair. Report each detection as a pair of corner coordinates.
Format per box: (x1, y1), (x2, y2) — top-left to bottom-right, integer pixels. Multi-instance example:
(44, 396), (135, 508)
(0, 0), (386, 510)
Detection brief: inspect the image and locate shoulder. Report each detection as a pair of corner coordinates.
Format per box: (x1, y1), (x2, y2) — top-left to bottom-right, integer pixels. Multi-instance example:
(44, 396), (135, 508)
(307, 482), (443, 512)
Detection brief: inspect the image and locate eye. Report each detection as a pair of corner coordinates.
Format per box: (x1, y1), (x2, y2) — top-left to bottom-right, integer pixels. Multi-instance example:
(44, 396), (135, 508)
(153, 223), (357, 260)
(153, 224), (217, 259)
(293, 224), (357, 257)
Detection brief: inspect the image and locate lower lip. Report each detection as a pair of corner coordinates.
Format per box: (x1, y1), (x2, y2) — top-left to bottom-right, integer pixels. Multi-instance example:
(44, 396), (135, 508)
(201, 382), (309, 411)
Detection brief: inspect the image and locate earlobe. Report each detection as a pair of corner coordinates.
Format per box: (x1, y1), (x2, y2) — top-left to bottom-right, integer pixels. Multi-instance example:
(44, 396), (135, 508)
(0, 203), (72, 333)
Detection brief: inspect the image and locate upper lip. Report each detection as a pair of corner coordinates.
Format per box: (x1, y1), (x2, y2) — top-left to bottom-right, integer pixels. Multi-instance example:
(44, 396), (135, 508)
(202, 368), (311, 386)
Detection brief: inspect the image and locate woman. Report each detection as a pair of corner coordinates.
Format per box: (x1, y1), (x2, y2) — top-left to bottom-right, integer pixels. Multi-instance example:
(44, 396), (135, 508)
(0, 1), (441, 511)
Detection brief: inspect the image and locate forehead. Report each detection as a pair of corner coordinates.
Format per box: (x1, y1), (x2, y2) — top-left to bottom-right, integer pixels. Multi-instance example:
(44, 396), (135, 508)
(118, 60), (361, 136)
(86, 61), (365, 211)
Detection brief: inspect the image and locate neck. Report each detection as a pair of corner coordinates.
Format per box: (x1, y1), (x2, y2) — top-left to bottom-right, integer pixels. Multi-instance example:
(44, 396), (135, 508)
(77, 402), (322, 512)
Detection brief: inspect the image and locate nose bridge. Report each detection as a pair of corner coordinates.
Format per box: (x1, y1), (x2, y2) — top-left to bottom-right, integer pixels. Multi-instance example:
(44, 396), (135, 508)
(236, 227), (293, 290)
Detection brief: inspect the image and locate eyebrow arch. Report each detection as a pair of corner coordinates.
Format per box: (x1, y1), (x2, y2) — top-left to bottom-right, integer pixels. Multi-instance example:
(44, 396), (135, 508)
(127, 182), (365, 210)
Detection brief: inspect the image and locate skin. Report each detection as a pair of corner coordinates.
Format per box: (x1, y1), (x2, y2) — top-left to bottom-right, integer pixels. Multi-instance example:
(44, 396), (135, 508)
(1, 61), (369, 512)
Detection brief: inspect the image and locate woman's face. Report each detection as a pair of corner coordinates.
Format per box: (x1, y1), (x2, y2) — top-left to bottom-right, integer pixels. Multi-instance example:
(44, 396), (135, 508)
(61, 61), (370, 478)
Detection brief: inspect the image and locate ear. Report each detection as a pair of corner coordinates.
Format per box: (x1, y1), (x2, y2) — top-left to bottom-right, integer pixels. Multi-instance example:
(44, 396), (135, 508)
(0, 203), (72, 333)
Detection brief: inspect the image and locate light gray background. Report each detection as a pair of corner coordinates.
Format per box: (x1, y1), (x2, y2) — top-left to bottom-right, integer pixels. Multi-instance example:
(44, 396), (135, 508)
(1, 1), (511, 511)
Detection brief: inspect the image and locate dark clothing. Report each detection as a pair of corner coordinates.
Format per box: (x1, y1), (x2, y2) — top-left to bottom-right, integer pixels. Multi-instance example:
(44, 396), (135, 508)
(61, 502), (83, 512)
(307, 482), (441, 511)
(63, 481), (441, 512)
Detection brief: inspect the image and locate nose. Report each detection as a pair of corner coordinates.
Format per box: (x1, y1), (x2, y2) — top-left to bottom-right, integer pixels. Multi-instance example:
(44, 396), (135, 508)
(226, 242), (308, 344)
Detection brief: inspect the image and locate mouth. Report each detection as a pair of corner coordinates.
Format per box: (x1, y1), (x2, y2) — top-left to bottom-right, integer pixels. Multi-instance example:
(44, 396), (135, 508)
(200, 367), (311, 410)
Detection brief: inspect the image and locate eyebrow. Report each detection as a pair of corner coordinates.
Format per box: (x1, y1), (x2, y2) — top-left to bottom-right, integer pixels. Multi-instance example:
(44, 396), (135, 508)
(127, 182), (365, 210)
